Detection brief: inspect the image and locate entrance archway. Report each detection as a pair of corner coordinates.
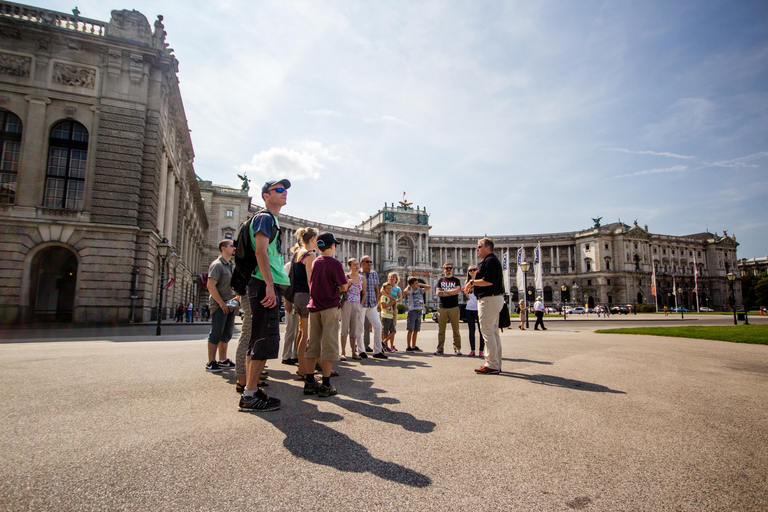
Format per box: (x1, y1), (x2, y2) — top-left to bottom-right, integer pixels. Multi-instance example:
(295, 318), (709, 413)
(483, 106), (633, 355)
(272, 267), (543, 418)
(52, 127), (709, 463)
(587, 296), (595, 309)
(30, 246), (78, 322)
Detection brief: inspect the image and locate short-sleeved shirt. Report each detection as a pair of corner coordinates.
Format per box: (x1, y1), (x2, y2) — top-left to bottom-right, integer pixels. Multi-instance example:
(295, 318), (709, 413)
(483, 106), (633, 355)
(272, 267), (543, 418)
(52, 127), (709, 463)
(360, 270), (380, 308)
(390, 285), (401, 303)
(307, 256), (348, 313)
(436, 276), (461, 308)
(475, 252), (504, 299)
(406, 287), (425, 311)
(249, 212), (290, 286)
(208, 256), (235, 312)
(380, 295), (394, 319)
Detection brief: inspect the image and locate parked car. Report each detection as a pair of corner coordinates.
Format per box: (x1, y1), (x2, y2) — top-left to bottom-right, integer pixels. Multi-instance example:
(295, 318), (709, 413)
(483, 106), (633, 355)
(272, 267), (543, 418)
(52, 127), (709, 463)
(568, 307), (587, 315)
(699, 307), (714, 312)
(610, 306), (630, 315)
(669, 307), (690, 313)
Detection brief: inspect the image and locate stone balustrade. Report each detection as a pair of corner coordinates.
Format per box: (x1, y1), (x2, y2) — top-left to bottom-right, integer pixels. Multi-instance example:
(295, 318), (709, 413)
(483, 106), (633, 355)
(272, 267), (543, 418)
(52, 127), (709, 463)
(0, 1), (106, 36)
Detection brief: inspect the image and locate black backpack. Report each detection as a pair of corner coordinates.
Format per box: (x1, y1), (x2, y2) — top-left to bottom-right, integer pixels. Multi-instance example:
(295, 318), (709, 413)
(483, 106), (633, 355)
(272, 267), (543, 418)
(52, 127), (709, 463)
(231, 210), (278, 296)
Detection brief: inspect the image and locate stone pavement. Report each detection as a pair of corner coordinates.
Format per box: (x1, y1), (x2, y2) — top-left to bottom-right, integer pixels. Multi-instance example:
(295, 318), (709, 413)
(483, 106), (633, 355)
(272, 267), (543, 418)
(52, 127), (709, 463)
(1, 318), (766, 511)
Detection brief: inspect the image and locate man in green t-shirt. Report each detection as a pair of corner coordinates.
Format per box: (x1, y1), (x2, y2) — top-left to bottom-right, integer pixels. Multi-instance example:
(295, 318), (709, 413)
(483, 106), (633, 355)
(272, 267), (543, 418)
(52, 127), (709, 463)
(239, 179), (291, 413)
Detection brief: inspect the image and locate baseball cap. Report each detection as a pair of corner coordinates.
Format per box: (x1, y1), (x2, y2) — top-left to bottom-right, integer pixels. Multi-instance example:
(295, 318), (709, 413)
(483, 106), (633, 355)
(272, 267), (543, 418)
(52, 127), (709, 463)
(316, 232), (340, 249)
(261, 179), (291, 195)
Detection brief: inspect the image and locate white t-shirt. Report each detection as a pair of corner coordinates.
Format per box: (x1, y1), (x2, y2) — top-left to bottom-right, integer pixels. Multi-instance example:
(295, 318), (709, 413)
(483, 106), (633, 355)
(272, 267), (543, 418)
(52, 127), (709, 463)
(534, 300), (545, 312)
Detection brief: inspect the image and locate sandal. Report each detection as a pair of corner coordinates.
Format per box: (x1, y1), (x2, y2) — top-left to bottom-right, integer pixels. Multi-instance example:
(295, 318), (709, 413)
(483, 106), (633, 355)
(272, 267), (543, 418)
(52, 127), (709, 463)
(235, 382), (245, 394)
(330, 370), (339, 377)
(339, 355), (347, 361)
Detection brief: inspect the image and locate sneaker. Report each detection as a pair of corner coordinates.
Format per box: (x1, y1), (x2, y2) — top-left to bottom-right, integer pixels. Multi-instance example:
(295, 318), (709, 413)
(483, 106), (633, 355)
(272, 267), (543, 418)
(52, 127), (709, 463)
(468, 351), (476, 357)
(303, 380), (321, 395)
(282, 359), (295, 366)
(391, 346), (398, 352)
(318, 384), (338, 397)
(205, 361), (222, 373)
(239, 390), (280, 412)
(218, 358), (236, 368)
(455, 350), (462, 356)
(434, 349), (444, 355)
(372, 352), (389, 359)
(359, 352), (368, 359)
(405, 347), (415, 352)
(413, 346), (423, 352)
(365, 347), (373, 353)
(475, 366), (501, 375)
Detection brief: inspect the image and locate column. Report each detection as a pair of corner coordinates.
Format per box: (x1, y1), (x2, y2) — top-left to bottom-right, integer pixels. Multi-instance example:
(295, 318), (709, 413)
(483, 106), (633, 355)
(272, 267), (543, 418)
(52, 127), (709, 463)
(18, 95), (50, 207)
(156, 152), (168, 232)
(418, 233), (423, 263)
(424, 234), (429, 266)
(163, 173), (176, 244)
(392, 230), (397, 263)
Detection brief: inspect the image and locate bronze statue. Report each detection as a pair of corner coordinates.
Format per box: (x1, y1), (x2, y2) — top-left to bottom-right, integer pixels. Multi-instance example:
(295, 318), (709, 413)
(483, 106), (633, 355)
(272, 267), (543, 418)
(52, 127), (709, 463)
(237, 172), (250, 192)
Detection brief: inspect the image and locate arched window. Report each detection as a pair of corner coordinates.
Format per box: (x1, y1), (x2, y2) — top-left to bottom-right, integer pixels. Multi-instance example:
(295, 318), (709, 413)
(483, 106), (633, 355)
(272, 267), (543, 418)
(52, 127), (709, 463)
(0, 111), (22, 204)
(43, 121), (89, 210)
(543, 286), (553, 302)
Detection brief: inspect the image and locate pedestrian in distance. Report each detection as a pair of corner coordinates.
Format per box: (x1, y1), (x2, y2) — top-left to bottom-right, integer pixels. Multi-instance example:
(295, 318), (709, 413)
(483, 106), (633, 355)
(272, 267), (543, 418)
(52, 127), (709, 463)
(533, 295), (547, 331)
(518, 299), (528, 330)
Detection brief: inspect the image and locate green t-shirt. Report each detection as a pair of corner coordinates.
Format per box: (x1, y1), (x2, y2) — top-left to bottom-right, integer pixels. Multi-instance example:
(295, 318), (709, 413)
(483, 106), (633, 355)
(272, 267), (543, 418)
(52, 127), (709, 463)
(249, 212), (290, 286)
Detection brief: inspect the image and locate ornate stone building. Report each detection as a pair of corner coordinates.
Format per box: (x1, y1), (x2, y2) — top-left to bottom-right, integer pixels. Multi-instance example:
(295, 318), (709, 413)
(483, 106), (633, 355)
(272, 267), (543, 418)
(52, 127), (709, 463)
(205, 184), (742, 312)
(0, 2), (206, 323)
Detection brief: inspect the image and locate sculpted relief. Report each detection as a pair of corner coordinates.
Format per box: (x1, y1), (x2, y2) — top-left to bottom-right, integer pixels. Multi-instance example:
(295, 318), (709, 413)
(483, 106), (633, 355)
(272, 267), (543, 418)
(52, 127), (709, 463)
(52, 63), (96, 89)
(0, 52), (31, 78)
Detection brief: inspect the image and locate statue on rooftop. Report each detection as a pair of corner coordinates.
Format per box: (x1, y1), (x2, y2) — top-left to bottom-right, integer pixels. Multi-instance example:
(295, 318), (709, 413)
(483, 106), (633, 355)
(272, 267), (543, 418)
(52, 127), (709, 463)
(592, 216), (602, 228)
(237, 172), (250, 192)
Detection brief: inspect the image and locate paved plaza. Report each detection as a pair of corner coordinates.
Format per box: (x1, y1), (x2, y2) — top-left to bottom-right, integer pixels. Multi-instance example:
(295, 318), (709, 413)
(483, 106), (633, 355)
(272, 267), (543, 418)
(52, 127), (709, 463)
(1, 316), (767, 511)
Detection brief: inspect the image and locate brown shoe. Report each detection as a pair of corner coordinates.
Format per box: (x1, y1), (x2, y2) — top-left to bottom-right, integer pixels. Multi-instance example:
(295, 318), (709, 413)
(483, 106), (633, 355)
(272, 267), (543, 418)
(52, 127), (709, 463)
(475, 366), (500, 375)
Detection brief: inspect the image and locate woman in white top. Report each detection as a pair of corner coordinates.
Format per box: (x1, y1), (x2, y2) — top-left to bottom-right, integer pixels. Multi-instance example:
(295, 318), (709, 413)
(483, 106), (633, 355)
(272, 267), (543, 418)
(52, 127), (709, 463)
(465, 266), (484, 357)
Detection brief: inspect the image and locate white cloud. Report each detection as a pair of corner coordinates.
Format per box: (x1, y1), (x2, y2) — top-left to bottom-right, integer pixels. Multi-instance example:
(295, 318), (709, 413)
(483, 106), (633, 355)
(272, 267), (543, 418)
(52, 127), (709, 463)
(237, 141), (339, 181)
(706, 152), (768, 169)
(614, 165), (688, 179)
(364, 115), (409, 125)
(327, 211), (369, 228)
(606, 148), (695, 159)
(306, 109), (343, 117)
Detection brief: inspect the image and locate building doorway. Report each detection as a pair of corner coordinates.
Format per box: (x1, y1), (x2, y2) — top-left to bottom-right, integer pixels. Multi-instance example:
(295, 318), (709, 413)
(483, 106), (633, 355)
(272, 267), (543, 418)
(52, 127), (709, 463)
(30, 246), (78, 322)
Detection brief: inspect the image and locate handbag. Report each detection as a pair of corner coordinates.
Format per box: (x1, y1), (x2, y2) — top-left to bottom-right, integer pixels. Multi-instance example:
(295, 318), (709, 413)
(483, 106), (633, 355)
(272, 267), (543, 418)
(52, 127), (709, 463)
(499, 300), (511, 329)
(283, 259), (297, 303)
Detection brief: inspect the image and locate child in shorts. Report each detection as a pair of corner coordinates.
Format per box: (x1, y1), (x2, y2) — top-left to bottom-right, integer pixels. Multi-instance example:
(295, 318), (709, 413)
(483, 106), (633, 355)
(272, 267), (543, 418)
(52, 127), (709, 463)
(403, 277), (430, 352)
(380, 283), (396, 350)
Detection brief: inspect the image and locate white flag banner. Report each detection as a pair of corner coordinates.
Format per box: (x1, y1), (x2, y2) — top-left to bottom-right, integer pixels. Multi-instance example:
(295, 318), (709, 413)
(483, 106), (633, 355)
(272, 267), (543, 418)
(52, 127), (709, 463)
(502, 250), (510, 294)
(693, 253), (700, 312)
(516, 247), (525, 302)
(534, 243), (543, 294)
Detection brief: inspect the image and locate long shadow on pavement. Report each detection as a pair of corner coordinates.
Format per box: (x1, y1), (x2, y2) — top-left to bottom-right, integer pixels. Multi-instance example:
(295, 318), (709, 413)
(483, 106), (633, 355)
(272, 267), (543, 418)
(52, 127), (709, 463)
(499, 371), (626, 394)
(254, 380), (433, 488)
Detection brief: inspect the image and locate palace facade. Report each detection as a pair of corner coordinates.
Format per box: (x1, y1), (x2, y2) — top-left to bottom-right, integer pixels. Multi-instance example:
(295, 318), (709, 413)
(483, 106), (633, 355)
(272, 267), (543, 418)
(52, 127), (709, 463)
(0, 2), (744, 324)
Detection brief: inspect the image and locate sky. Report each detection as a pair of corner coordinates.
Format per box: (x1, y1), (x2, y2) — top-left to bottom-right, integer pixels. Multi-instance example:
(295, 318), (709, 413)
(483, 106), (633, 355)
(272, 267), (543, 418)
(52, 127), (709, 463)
(35, 0), (768, 257)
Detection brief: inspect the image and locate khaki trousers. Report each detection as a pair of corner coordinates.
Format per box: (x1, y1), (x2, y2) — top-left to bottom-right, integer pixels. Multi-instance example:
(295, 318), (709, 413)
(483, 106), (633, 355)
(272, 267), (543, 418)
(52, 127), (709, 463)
(478, 295), (504, 371)
(437, 306), (462, 351)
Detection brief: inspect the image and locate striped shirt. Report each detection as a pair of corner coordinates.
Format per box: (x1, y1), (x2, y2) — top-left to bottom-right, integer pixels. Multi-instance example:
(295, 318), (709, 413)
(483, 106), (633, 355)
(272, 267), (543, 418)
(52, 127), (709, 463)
(360, 269), (380, 308)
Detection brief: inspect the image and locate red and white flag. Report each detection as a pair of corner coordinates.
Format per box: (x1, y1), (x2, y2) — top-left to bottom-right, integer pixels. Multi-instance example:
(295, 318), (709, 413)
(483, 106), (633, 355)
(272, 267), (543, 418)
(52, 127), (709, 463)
(651, 265), (657, 297)
(163, 278), (175, 290)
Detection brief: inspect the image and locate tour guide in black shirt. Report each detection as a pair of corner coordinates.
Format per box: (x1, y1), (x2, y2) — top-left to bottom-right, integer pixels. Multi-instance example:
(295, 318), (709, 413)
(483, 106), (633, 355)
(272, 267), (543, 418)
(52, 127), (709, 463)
(463, 237), (504, 374)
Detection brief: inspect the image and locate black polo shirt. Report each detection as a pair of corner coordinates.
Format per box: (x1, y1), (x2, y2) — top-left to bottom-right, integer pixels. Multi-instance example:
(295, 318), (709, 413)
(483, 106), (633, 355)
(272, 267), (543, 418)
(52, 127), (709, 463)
(475, 252), (504, 298)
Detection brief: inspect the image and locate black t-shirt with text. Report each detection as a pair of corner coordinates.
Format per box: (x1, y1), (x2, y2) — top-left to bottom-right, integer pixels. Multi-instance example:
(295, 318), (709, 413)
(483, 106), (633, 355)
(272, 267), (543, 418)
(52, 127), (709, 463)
(436, 276), (462, 308)
(475, 253), (504, 298)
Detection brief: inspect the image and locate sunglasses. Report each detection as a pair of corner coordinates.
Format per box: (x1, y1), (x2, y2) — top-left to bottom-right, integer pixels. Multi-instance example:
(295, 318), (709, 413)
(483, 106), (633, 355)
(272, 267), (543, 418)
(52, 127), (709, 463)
(444, 267), (453, 270)
(362, 260), (372, 264)
(469, 268), (477, 272)
(268, 187), (287, 194)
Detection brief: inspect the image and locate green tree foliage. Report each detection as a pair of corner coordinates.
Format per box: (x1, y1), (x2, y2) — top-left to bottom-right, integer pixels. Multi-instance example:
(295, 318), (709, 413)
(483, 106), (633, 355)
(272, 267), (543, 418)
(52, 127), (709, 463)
(742, 271), (768, 308)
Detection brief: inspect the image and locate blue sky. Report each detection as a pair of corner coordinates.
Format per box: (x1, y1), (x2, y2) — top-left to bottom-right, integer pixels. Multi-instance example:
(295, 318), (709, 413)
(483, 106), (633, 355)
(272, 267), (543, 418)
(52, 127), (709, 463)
(36, 1), (768, 257)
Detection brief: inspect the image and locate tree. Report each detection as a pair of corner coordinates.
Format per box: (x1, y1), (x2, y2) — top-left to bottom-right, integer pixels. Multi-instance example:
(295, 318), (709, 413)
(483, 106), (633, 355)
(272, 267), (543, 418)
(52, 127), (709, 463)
(754, 276), (768, 307)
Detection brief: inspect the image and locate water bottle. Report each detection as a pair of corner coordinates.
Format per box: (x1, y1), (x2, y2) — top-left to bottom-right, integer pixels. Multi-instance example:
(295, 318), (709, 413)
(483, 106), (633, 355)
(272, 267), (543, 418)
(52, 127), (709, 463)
(226, 298), (239, 308)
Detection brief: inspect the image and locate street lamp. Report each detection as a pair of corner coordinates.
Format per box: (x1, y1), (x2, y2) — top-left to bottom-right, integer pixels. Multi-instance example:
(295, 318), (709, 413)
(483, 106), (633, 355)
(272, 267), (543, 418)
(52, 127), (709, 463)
(520, 261), (531, 328)
(156, 238), (171, 336)
(727, 272), (736, 326)
(561, 284), (568, 320)
(678, 287), (684, 320)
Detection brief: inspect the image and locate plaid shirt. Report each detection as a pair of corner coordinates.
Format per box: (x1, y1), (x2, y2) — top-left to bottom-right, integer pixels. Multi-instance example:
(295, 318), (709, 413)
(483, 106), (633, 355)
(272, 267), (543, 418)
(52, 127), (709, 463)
(359, 269), (380, 308)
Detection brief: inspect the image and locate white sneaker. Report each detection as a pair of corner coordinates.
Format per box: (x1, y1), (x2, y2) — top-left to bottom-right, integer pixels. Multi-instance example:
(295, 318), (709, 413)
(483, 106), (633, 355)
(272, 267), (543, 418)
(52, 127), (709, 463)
(455, 350), (462, 356)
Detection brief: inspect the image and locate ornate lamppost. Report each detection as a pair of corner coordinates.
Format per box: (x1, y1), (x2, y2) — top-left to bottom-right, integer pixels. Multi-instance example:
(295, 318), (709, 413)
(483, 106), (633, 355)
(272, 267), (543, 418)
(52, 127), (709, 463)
(678, 287), (684, 320)
(727, 272), (736, 326)
(520, 261), (531, 328)
(561, 284), (568, 320)
(156, 238), (171, 336)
